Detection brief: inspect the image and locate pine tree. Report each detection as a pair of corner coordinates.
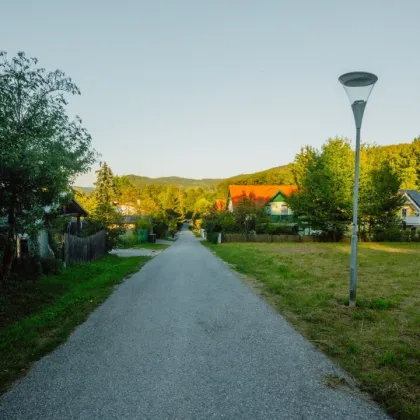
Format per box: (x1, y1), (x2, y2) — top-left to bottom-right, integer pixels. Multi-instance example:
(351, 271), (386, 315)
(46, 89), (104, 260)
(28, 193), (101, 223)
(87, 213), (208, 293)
(94, 162), (117, 206)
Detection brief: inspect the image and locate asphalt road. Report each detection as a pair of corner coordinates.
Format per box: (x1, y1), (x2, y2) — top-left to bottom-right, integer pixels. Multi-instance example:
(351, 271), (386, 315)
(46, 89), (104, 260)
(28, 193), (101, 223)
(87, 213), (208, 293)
(0, 228), (390, 419)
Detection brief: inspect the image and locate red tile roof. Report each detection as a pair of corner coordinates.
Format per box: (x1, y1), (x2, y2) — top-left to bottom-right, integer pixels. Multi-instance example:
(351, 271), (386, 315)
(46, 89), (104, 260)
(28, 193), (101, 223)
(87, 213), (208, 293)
(228, 185), (297, 208)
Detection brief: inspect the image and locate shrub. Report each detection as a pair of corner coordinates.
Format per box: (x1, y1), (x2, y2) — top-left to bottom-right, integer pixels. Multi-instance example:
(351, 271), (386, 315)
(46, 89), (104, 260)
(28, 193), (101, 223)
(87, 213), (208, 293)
(206, 232), (220, 244)
(116, 233), (138, 248)
(153, 221), (168, 239)
(40, 258), (63, 275)
(136, 218), (152, 231)
(11, 256), (42, 280)
(256, 223), (297, 235)
(372, 227), (403, 242)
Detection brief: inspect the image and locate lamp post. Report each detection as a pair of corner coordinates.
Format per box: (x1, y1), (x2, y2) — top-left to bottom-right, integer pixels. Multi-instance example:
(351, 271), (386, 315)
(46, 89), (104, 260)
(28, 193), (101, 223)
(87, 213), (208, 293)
(339, 72), (378, 307)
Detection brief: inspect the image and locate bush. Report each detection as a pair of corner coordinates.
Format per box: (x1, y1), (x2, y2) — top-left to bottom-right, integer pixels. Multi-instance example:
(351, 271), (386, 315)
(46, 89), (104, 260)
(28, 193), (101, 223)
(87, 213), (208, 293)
(136, 218), (152, 231)
(116, 233), (138, 248)
(206, 232), (219, 244)
(40, 258), (63, 275)
(11, 256), (42, 280)
(372, 227), (403, 242)
(153, 221), (168, 239)
(256, 223), (298, 235)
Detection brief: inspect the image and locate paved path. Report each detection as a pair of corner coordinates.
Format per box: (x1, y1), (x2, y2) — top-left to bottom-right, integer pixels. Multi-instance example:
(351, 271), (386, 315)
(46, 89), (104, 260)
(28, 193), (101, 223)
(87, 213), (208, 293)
(0, 229), (390, 419)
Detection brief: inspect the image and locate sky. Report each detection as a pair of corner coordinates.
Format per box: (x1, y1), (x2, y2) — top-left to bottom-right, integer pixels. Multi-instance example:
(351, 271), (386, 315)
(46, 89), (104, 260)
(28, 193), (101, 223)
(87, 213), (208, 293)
(2, 0), (420, 186)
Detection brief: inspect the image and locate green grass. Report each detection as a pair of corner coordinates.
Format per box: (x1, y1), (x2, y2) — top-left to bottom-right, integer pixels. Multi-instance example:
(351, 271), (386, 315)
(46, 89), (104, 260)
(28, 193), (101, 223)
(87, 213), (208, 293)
(0, 254), (149, 395)
(204, 241), (420, 419)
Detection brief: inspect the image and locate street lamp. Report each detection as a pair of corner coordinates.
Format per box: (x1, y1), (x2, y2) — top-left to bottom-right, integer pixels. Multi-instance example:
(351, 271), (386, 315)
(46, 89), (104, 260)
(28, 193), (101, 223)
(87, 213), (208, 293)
(339, 71), (378, 307)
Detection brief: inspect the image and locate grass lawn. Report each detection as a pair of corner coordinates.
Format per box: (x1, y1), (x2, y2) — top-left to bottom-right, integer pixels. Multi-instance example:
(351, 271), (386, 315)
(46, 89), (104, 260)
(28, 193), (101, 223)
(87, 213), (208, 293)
(0, 254), (149, 395)
(204, 241), (420, 419)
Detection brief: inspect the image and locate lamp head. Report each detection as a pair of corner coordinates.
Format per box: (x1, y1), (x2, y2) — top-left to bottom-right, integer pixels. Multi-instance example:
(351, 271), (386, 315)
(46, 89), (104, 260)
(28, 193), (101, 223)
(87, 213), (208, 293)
(339, 71), (378, 105)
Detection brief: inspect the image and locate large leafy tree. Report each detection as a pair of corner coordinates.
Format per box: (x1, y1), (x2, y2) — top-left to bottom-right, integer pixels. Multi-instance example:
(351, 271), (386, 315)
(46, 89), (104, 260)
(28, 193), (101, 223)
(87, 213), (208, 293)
(359, 162), (405, 233)
(0, 52), (95, 282)
(288, 138), (354, 239)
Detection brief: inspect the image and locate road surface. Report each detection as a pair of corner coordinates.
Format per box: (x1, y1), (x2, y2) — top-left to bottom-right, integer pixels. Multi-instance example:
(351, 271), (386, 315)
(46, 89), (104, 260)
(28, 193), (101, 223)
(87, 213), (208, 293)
(0, 228), (389, 419)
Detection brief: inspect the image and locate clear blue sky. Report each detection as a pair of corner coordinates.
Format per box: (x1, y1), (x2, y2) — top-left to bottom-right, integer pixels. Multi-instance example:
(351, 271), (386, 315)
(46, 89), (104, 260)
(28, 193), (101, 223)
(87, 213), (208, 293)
(2, 1), (420, 186)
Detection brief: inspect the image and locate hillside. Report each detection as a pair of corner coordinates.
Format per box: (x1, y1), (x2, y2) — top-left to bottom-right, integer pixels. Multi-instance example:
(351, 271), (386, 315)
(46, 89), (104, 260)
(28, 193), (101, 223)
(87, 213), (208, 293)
(74, 140), (418, 193)
(124, 165), (294, 192)
(74, 165), (295, 192)
(125, 175), (222, 189)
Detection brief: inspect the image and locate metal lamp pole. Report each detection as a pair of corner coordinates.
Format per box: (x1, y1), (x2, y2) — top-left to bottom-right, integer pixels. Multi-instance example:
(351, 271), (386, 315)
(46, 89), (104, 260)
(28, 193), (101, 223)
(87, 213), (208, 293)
(339, 72), (378, 307)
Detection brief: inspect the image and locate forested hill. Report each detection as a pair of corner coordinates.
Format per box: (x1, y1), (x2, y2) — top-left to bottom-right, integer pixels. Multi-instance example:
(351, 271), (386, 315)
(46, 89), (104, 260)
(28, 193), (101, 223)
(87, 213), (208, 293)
(123, 165), (294, 191)
(125, 175), (221, 189)
(75, 140), (419, 192)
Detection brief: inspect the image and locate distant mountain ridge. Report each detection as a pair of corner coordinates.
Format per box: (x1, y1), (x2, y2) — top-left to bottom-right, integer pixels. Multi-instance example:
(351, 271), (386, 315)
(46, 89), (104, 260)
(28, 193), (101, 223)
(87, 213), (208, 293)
(125, 175), (222, 189)
(74, 165), (294, 192)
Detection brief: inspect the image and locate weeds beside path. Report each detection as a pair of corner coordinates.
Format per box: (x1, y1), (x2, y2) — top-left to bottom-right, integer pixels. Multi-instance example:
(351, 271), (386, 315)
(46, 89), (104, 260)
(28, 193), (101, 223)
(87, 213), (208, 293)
(0, 255), (149, 395)
(204, 241), (420, 419)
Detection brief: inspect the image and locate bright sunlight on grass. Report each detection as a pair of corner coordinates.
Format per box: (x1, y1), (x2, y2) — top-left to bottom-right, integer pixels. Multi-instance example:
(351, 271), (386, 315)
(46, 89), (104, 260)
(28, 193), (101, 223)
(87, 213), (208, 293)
(204, 241), (420, 419)
(0, 255), (149, 395)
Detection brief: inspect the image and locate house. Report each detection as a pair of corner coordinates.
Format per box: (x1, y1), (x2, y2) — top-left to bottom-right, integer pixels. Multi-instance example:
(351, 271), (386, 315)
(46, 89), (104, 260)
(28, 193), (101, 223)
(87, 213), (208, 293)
(226, 185), (297, 220)
(399, 190), (420, 231)
(17, 198), (88, 259)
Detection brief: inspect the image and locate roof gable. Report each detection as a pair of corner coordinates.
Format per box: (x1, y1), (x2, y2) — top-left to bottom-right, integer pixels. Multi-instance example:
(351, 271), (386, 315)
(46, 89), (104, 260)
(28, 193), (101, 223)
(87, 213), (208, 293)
(401, 190), (420, 210)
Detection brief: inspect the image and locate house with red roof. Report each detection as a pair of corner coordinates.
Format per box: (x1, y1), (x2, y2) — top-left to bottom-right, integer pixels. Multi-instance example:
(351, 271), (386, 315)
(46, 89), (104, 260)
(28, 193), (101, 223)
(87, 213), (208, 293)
(226, 185), (297, 219)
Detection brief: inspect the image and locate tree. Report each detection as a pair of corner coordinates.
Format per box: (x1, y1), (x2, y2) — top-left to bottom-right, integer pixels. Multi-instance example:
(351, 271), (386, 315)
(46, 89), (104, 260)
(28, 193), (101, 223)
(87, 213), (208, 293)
(114, 175), (140, 211)
(0, 52), (95, 282)
(288, 138), (354, 240)
(94, 162), (117, 205)
(85, 163), (124, 251)
(359, 162), (405, 234)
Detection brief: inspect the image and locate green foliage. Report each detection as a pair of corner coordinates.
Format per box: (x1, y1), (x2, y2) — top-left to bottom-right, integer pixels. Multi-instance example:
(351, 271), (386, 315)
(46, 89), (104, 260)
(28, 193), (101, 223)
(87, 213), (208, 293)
(0, 51), (96, 282)
(215, 165), (294, 198)
(82, 163), (125, 251)
(125, 175), (221, 189)
(116, 233), (138, 249)
(359, 161), (406, 232)
(113, 176), (140, 210)
(135, 217), (152, 230)
(94, 162), (117, 205)
(153, 221), (168, 239)
(288, 137), (418, 240)
(206, 232), (220, 244)
(255, 223), (297, 235)
(40, 258), (63, 275)
(294, 138), (354, 236)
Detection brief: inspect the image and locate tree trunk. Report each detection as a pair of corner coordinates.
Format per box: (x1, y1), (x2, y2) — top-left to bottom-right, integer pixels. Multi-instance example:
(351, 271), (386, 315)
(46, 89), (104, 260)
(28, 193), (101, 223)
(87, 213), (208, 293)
(0, 210), (16, 284)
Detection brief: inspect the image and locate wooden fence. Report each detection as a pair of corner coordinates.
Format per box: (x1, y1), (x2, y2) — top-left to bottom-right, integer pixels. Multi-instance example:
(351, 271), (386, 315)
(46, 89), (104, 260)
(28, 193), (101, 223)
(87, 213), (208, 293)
(64, 230), (106, 264)
(223, 233), (301, 243)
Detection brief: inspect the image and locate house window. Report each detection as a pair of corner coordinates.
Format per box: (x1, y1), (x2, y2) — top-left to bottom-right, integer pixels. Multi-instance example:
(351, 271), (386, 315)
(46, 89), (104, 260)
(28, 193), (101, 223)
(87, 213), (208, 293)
(402, 208), (408, 218)
(281, 204), (288, 216)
